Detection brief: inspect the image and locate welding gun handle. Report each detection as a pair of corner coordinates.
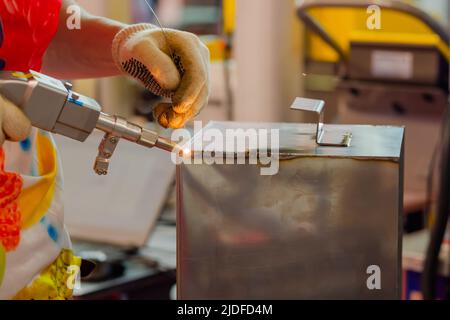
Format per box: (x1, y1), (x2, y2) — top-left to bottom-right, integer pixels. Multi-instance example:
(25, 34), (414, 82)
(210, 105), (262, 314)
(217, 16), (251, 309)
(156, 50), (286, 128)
(0, 70), (177, 176)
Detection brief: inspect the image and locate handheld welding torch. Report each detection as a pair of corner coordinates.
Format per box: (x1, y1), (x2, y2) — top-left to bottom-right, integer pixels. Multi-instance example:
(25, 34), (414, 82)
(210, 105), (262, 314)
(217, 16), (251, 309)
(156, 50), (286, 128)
(0, 70), (179, 175)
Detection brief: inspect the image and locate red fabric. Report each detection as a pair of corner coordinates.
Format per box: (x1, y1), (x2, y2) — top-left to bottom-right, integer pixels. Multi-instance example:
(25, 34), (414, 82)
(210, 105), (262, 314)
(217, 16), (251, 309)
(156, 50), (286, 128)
(0, 149), (22, 251)
(0, 0), (61, 251)
(0, 0), (62, 72)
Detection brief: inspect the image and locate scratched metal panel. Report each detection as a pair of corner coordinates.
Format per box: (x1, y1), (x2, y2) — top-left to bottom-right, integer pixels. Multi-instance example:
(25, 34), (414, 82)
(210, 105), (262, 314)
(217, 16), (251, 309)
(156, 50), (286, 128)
(177, 123), (403, 299)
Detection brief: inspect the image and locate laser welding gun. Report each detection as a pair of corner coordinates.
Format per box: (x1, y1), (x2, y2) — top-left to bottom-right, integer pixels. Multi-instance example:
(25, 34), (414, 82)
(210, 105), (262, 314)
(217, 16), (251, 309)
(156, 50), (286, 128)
(0, 70), (179, 175)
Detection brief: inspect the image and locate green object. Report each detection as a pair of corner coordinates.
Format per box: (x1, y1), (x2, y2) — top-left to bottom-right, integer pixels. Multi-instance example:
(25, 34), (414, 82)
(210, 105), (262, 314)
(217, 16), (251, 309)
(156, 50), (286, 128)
(304, 74), (338, 92)
(0, 244), (5, 286)
(181, 6), (220, 25)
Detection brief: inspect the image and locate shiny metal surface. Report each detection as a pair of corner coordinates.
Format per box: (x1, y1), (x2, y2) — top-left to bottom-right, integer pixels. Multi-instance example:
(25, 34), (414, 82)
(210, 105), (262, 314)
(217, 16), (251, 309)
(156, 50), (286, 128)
(94, 113), (178, 175)
(137, 129), (159, 148)
(177, 122), (404, 299)
(186, 121), (403, 160)
(96, 112), (178, 151)
(290, 97), (352, 147)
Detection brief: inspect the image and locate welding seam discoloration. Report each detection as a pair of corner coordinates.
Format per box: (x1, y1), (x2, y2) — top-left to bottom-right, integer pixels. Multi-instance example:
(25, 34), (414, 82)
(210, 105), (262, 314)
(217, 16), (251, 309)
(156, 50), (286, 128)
(181, 153), (401, 163)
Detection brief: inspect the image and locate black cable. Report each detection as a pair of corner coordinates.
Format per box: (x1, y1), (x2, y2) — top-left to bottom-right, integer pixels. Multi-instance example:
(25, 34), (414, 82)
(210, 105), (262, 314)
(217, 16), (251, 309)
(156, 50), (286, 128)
(423, 110), (449, 228)
(423, 140), (438, 228)
(422, 100), (450, 299)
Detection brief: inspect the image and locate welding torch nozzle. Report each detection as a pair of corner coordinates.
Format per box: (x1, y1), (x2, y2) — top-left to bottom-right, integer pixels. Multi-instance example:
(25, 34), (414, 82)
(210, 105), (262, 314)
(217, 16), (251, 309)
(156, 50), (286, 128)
(96, 112), (179, 153)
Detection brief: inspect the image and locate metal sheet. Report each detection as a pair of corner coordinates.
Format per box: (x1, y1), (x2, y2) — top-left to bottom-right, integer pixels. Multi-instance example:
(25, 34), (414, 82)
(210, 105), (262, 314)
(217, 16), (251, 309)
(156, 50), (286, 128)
(177, 122), (404, 299)
(186, 122), (404, 160)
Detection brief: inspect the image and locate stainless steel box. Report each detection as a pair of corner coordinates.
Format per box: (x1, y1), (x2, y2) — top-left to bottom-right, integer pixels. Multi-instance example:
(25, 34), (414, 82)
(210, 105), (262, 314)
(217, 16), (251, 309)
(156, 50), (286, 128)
(176, 99), (404, 299)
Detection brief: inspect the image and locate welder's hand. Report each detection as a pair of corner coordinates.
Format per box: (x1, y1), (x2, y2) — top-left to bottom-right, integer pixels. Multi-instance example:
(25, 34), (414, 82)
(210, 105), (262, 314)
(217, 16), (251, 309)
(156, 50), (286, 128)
(112, 23), (210, 129)
(0, 95), (31, 146)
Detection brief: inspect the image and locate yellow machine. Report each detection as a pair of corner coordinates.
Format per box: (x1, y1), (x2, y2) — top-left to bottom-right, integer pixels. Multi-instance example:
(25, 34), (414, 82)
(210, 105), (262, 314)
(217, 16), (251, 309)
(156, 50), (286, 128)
(298, 0), (449, 217)
(305, 2), (449, 63)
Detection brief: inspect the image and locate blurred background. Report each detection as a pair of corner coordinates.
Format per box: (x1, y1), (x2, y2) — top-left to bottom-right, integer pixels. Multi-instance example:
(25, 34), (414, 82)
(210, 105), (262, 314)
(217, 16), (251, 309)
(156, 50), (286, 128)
(58, 0), (449, 300)
(74, 0), (448, 124)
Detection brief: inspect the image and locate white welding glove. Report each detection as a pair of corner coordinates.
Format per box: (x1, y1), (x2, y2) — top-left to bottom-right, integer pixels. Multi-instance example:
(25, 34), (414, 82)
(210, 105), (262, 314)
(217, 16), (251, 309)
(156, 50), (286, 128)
(112, 23), (210, 129)
(0, 95), (31, 146)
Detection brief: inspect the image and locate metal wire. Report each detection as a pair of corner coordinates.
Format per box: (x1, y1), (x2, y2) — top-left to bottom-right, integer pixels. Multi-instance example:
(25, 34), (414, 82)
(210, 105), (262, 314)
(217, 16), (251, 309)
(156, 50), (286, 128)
(142, 0), (174, 58)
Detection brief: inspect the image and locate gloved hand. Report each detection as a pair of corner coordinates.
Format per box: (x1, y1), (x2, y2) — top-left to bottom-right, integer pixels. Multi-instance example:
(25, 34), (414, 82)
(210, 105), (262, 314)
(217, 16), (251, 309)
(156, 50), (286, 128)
(0, 95), (31, 146)
(112, 24), (210, 129)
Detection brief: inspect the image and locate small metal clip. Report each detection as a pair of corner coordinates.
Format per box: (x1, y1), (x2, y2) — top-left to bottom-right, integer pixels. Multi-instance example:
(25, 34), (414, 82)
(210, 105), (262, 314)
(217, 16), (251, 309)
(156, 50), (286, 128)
(290, 97), (352, 147)
(94, 133), (120, 175)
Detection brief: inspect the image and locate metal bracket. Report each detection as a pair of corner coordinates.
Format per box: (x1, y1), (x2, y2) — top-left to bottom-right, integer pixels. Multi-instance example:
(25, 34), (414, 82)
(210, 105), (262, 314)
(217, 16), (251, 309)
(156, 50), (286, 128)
(93, 116), (129, 175)
(290, 97), (352, 147)
(94, 133), (120, 175)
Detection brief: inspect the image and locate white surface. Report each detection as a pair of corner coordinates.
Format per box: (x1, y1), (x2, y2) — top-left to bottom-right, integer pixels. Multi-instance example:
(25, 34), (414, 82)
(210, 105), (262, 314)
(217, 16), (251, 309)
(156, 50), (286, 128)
(371, 50), (414, 80)
(195, 62), (232, 123)
(234, 0), (303, 122)
(54, 130), (175, 247)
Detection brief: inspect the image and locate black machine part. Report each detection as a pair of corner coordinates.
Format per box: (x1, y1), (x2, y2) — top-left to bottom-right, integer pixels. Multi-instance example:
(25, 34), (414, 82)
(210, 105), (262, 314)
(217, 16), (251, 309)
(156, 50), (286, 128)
(422, 98), (450, 300)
